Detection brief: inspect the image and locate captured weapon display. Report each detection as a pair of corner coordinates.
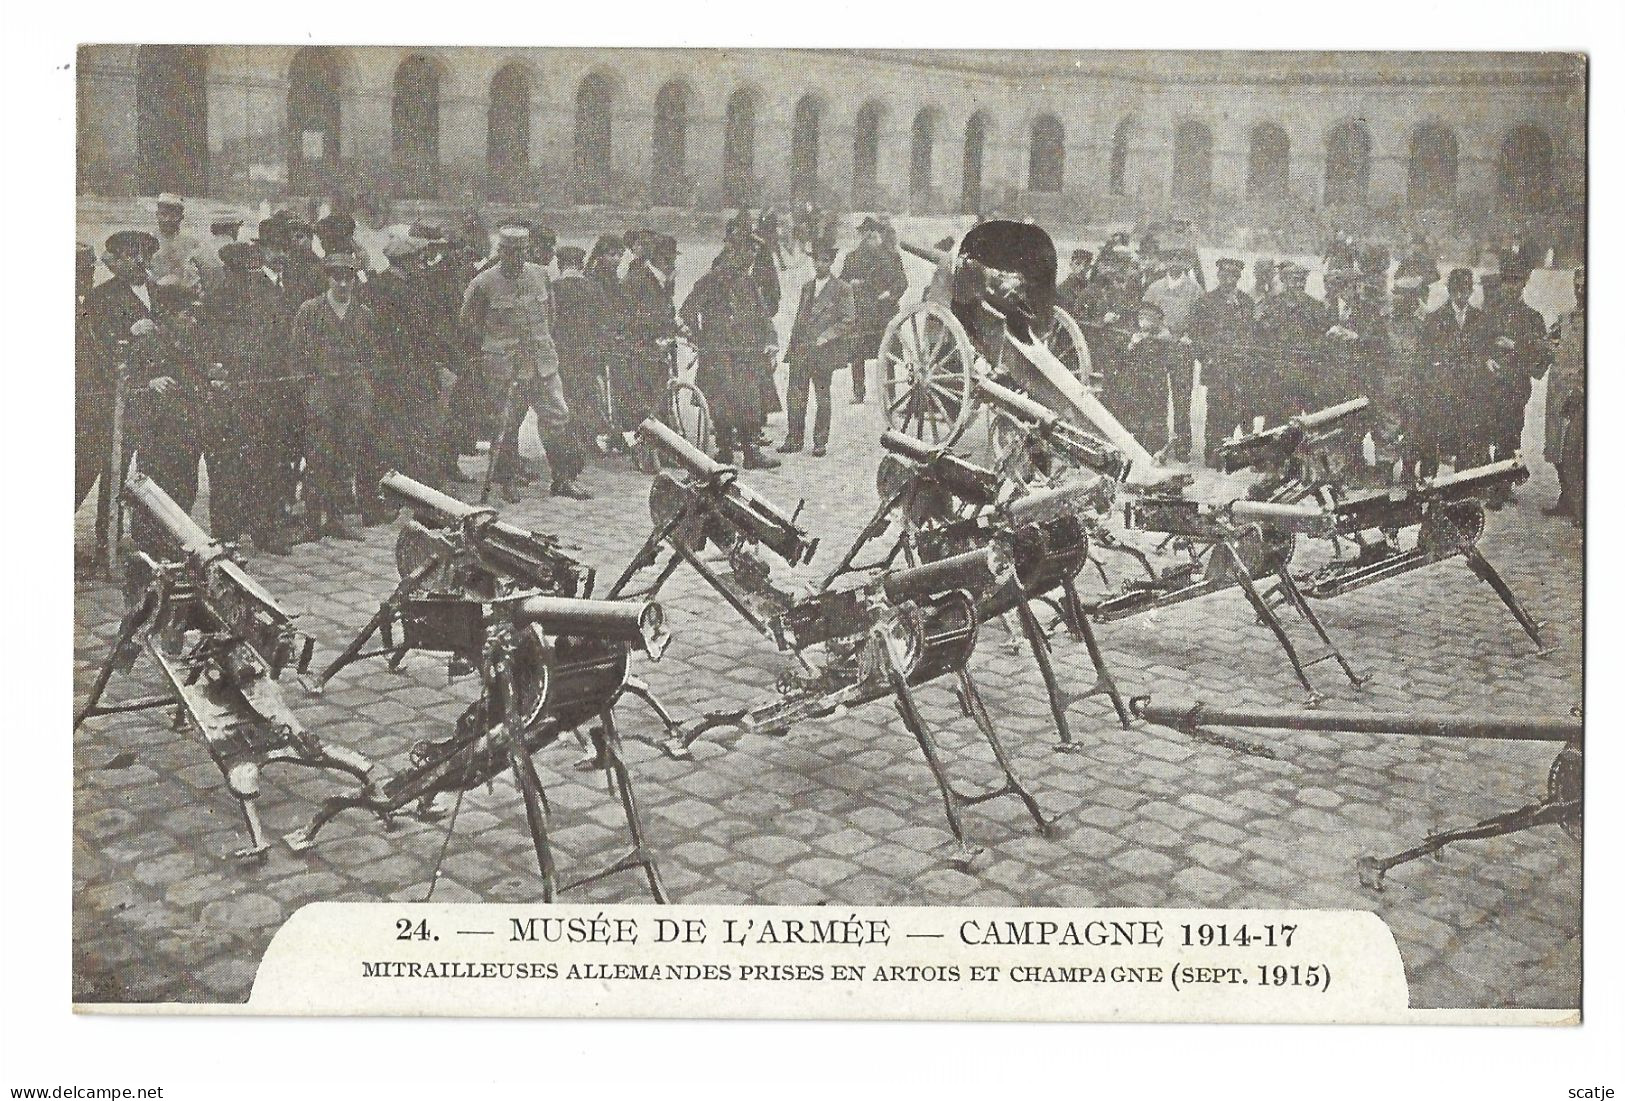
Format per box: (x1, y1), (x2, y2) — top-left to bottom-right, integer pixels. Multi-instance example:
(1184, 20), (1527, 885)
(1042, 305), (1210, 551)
(1213, 397), (1373, 502)
(607, 417), (820, 640)
(1091, 490), (1362, 703)
(823, 431), (1133, 743)
(1295, 459), (1548, 651)
(74, 474), (374, 858)
(1132, 698), (1581, 890)
(308, 472), (597, 690)
(289, 585), (674, 902)
(672, 544), (1051, 863)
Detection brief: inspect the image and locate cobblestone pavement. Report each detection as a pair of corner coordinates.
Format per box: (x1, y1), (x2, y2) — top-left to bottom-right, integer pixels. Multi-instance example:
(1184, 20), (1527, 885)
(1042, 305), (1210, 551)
(72, 385), (1583, 1009)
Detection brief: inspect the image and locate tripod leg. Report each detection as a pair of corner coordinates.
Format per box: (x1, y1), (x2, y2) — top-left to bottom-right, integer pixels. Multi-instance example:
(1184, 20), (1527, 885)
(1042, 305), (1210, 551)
(73, 591), (155, 729)
(1062, 579), (1133, 728)
(957, 669), (1051, 835)
(1226, 545), (1320, 702)
(1013, 595), (1074, 750)
(1461, 547), (1549, 652)
(494, 661), (556, 900)
(599, 710), (669, 903)
(1271, 569), (1364, 686)
(890, 669), (977, 863)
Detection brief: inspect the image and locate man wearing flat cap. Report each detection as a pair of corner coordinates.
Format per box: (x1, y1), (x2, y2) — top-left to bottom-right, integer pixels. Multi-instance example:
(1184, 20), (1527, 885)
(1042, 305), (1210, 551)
(150, 193), (202, 292)
(837, 216), (908, 405)
(1416, 267), (1488, 479)
(1186, 256), (1255, 455)
(288, 252), (379, 540)
(780, 242), (856, 458)
(462, 226), (590, 501)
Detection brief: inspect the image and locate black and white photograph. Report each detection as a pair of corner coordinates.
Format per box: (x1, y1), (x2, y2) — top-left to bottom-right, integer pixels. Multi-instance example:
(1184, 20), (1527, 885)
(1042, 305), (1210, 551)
(58, 38), (1591, 1028)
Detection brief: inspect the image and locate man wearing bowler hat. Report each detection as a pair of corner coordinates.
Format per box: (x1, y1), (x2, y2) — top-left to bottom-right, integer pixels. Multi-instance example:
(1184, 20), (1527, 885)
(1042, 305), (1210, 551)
(781, 241), (856, 458)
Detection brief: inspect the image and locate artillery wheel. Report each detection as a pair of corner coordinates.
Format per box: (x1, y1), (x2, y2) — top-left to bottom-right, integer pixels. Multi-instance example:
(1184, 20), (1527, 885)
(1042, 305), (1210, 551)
(1549, 742), (1583, 842)
(879, 300), (978, 447)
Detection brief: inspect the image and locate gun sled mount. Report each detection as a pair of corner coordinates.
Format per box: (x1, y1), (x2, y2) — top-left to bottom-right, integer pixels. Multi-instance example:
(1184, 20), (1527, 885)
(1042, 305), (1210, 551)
(1297, 458), (1549, 653)
(290, 588), (674, 903)
(74, 474), (375, 859)
(1132, 698), (1581, 890)
(671, 544), (1051, 864)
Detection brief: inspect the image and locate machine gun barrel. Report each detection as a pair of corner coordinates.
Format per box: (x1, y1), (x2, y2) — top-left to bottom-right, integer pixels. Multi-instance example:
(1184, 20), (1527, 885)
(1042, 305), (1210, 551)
(639, 418), (818, 566)
(1002, 475), (1114, 529)
(381, 470), (593, 594)
(1329, 459), (1527, 533)
(1217, 397), (1370, 473)
(976, 376), (1128, 481)
(511, 595), (670, 659)
(122, 474), (292, 626)
(880, 544), (1014, 604)
(1133, 698), (1580, 743)
(880, 430), (1004, 508)
(1226, 499), (1332, 535)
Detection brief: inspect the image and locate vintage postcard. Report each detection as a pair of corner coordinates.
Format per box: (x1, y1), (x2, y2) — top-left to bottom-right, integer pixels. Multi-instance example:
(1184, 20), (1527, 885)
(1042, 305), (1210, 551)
(70, 44), (1584, 1023)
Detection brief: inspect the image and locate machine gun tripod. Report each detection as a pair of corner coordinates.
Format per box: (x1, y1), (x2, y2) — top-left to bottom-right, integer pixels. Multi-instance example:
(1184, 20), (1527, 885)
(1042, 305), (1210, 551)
(74, 474), (375, 858)
(1132, 698), (1581, 890)
(289, 591), (673, 902)
(672, 546), (1051, 864)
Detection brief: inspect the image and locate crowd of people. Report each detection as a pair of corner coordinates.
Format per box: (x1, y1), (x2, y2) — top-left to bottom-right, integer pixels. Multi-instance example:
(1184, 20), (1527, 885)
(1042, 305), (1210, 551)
(1059, 230), (1585, 520)
(74, 193), (1585, 570)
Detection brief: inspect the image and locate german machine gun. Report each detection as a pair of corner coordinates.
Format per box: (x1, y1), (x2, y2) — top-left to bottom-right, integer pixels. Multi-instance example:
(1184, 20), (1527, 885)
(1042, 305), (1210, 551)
(1213, 397), (1373, 502)
(74, 474), (374, 858)
(1295, 459), (1548, 652)
(1132, 697), (1581, 889)
(671, 544), (1051, 863)
(308, 472), (596, 690)
(1092, 490), (1363, 704)
(608, 416), (820, 640)
(977, 374), (1132, 487)
(289, 587), (674, 902)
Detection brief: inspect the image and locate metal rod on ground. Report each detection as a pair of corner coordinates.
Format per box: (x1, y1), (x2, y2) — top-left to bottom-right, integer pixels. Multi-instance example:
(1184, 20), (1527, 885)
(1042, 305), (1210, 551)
(1131, 698), (1581, 743)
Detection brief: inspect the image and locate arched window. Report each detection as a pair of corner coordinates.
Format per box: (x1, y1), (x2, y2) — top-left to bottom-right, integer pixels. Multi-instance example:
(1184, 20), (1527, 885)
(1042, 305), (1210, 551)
(852, 101), (884, 205)
(1028, 114), (1064, 193)
(486, 63), (531, 199)
(1408, 124), (1458, 208)
(962, 112), (989, 214)
(1171, 120), (1212, 205)
(1109, 117), (1135, 196)
(651, 81), (691, 205)
(1498, 125), (1555, 211)
(1247, 123), (1290, 199)
(790, 95), (823, 203)
(392, 55), (441, 198)
(137, 45), (209, 195)
(909, 108), (940, 206)
(574, 72), (615, 202)
(1323, 121), (1371, 206)
(287, 46), (342, 195)
(722, 88), (759, 206)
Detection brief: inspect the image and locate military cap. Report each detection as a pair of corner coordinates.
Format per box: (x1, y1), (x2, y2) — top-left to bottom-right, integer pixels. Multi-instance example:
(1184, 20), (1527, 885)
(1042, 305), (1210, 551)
(812, 242), (839, 262)
(104, 230), (159, 260)
(857, 216), (885, 234)
(382, 234), (428, 261)
(152, 276), (201, 310)
(218, 241), (261, 272)
(321, 251), (362, 271)
(497, 225), (531, 248)
(1278, 261), (1309, 279)
(1215, 257), (1245, 274)
(556, 246), (587, 267)
(156, 192), (186, 212)
(314, 213), (356, 240)
(256, 218), (291, 250)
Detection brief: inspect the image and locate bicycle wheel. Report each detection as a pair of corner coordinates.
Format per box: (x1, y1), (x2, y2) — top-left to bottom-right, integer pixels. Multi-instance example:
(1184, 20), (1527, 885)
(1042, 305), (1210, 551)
(663, 380), (714, 458)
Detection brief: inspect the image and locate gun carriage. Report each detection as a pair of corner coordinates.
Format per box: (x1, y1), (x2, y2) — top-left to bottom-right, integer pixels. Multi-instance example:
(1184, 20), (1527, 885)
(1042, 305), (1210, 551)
(1132, 698), (1581, 890)
(1294, 459), (1548, 652)
(74, 474), (374, 858)
(887, 222), (1159, 481)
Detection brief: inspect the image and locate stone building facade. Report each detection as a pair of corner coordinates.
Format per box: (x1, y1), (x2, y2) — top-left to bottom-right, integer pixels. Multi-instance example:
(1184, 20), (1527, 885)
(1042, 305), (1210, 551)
(76, 46), (1585, 223)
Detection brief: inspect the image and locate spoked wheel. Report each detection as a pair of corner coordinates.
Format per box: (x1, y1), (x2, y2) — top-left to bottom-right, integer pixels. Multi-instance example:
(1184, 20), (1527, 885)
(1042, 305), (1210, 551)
(1002, 305), (1096, 393)
(662, 380), (714, 459)
(880, 301), (978, 447)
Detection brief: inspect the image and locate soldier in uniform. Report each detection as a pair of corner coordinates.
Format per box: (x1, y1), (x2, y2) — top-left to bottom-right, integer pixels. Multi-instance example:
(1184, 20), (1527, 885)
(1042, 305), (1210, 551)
(1186, 256), (1254, 454)
(1416, 268), (1489, 480)
(461, 227), (590, 502)
(150, 193), (201, 291)
(289, 253), (378, 540)
(837, 216), (908, 404)
(1540, 267), (1584, 523)
(680, 236), (781, 469)
(203, 241), (292, 554)
(780, 242), (856, 457)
